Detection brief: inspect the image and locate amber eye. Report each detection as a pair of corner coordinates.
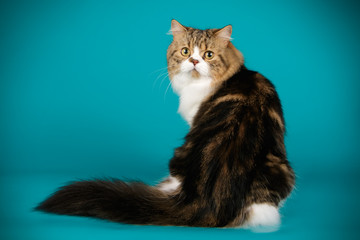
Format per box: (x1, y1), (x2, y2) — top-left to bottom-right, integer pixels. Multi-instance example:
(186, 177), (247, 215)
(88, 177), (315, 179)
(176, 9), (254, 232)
(204, 51), (214, 60)
(181, 47), (190, 57)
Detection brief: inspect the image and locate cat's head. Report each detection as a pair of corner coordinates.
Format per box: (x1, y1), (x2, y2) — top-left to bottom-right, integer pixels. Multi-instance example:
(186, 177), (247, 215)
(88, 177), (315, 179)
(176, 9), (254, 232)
(167, 20), (244, 85)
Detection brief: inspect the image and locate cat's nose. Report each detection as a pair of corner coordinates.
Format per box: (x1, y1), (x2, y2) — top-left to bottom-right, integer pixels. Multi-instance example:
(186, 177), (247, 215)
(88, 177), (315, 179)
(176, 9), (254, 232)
(189, 58), (199, 66)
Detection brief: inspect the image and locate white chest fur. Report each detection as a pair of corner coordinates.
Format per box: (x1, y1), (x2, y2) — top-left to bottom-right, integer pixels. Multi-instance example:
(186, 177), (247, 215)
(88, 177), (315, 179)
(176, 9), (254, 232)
(171, 72), (213, 126)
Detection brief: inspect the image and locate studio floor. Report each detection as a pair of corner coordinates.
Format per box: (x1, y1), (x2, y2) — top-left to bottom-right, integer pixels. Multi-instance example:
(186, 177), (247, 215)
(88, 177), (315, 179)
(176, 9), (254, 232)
(1, 165), (358, 240)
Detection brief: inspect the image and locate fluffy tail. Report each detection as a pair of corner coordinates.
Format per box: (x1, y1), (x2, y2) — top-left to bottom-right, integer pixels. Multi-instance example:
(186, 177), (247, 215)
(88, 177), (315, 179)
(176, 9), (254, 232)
(35, 179), (186, 226)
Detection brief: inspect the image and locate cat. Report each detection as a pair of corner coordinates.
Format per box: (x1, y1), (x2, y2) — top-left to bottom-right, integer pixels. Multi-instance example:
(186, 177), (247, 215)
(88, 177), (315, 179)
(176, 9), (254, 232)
(36, 20), (295, 229)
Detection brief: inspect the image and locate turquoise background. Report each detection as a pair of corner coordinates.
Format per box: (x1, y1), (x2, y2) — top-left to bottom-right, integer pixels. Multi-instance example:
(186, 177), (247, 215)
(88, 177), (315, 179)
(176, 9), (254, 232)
(1, 0), (360, 239)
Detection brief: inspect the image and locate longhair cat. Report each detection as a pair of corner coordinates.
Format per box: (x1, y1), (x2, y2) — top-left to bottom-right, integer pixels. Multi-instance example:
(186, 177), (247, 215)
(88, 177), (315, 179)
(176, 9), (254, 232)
(36, 20), (295, 229)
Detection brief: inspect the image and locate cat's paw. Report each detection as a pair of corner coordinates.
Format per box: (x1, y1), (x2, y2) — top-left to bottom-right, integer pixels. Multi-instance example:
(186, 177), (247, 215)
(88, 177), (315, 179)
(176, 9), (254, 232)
(244, 203), (280, 232)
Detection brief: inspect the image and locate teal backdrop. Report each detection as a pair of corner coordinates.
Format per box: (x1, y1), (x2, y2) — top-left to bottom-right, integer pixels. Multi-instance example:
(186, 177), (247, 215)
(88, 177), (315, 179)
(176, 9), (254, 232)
(1, 0), (359, 239)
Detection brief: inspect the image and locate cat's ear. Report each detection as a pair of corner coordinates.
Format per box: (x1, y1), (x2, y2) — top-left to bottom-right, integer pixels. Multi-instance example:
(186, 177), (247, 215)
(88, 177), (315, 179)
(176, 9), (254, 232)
(215, 25), (232, 47)
(169, 19), (187, 39)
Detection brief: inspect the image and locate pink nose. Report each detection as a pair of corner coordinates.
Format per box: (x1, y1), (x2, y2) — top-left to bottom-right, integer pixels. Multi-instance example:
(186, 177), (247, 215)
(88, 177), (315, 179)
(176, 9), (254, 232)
(190, 58), (199, 66)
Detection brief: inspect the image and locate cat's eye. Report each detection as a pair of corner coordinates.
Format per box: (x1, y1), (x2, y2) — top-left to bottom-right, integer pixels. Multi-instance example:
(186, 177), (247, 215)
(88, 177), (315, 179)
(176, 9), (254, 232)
(204, 51), (214, 60)
(181, 47), (190, 57)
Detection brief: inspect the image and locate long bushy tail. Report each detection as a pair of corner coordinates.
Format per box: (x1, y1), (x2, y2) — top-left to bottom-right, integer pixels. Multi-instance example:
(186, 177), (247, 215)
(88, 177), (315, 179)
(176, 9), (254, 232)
(35, 179), (186, 226)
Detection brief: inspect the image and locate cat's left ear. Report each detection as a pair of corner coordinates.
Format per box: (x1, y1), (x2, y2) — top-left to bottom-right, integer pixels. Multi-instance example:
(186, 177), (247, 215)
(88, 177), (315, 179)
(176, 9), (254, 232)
(215, 25), (232, 47)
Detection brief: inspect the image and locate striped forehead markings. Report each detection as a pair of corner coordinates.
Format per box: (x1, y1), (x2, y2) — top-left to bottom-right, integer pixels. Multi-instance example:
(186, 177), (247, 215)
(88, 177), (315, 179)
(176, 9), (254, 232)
(188, 29), (211, 48)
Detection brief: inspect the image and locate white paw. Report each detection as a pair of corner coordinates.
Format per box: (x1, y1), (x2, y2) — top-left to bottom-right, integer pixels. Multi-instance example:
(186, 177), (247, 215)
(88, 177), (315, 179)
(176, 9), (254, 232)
(244, 203), (280, 232)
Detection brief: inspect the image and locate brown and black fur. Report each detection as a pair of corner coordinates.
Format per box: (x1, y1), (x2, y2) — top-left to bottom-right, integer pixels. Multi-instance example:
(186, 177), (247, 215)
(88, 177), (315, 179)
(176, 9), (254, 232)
(167, 66), (294, 227)
(36, 23), (295, 228)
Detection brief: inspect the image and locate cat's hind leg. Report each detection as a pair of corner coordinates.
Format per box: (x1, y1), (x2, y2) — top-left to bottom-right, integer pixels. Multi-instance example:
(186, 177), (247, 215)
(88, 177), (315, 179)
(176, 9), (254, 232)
(243, 203), (280, 232)
(157, 176), (181, 193)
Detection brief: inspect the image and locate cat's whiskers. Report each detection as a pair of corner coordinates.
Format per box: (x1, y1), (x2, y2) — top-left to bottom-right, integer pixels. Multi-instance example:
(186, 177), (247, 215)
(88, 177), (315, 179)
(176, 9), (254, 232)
(153, 71), (168, 86)
(162, 68), (177, 101)
(159, 72), (171, 88)
(152, 65), (177, 89)
(150, 65), (176, 75)
(152, 73), (166, 90)
(164, 81), (172, 102)
(153, 70), (172, 89)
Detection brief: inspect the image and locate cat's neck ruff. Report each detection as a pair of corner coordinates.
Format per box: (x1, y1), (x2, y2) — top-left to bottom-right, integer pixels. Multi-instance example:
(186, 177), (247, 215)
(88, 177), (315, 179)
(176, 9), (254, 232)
(171, 72), (214, 126)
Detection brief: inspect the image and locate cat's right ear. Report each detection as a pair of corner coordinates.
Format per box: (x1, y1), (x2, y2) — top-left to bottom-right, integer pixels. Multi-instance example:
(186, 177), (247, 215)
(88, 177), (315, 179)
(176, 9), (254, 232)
(169, 19), (187, 39)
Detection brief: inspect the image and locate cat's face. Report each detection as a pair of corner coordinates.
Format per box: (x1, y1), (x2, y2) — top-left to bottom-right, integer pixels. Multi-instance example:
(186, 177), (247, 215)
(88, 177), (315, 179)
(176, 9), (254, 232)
(167, 20), (243, 84)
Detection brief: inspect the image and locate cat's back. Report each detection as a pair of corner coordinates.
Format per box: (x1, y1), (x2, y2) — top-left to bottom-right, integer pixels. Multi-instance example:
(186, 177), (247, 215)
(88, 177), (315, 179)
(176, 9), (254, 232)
(193, 67), (280, 128)
(215, 67), (277, 101)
